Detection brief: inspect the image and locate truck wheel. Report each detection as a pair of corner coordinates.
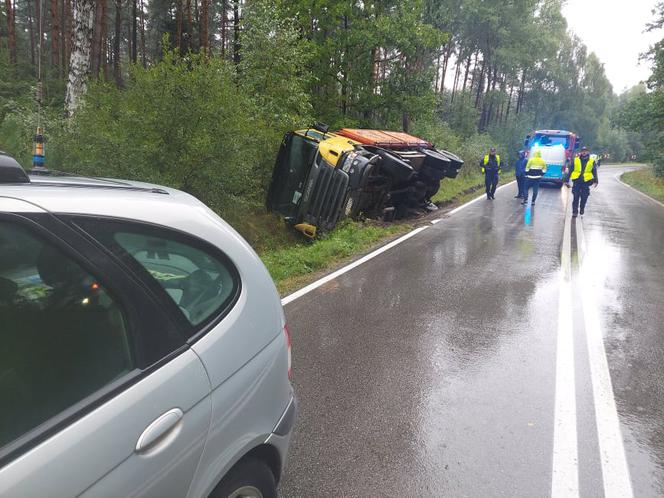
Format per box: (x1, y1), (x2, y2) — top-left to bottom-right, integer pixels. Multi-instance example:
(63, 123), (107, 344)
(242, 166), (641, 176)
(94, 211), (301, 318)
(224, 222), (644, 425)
(211, 458), (276, 498)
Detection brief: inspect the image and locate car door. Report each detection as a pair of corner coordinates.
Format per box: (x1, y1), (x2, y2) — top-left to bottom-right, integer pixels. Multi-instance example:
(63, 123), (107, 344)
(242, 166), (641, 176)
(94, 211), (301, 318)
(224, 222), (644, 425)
(0, 208), (212, 498)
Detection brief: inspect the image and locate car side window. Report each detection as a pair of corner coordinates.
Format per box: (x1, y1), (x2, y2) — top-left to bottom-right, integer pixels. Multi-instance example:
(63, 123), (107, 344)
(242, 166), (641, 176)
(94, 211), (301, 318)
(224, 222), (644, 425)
(0, 221), (135, 450)
(98, 227), (240, 328)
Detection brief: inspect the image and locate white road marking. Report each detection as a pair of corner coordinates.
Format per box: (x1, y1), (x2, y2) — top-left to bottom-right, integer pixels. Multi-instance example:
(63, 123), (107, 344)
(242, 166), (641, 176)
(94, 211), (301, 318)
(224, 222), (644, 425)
(576, 220), (634, 498)
(447, 180), (517, 217)
(281, 226), (428, 305)
(614, 170), (664, 209)
(282, 180), (516, 305)
(551, 190), (579, 498)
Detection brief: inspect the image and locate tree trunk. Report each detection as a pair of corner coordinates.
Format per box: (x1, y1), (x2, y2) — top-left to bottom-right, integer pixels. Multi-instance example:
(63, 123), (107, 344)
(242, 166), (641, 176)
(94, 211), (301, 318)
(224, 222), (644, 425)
(59, 0), (68, 75)
(474, 57), (486, 109)
(440, 42), (452, 93)
(450, 54), (461, 103)
(505, 83), (514, 122)
(461, 53), (472, 93)
(91, 0), (103, 75)
(220, 0), (227, 58)
(36, 0), (44, 63)
(516, 68), (527, 115)
(50, 0), (60, 66)
(184, 0), (191, 52)
(65, 0), (96, 116)
(63, 0), (73, 69)
(5, 0), (17, 64)
(113, 0), (121, 86)
(130, 0), (136, 63)
(232, 0), (240, 65)
(176, 0), (182, 53)
(27, 0), (36, 65)
(139, 0), (145, 65)
(200, 0), (208, 55)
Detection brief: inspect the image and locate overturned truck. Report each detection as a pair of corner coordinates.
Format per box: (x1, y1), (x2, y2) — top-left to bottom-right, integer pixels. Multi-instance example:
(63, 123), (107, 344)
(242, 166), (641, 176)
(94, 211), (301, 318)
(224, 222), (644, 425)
(266, 124), (464, 238)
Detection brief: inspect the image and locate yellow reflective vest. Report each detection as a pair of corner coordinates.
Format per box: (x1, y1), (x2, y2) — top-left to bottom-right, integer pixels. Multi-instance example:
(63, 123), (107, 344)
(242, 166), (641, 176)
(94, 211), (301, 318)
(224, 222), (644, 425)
(525, 155), (547, 178)
(571, 156), (596, 182)
(482, 154), (501, 173)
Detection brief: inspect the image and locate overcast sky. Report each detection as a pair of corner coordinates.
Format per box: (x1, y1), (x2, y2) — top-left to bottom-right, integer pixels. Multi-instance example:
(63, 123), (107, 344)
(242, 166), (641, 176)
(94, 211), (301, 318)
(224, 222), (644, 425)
(563, 0), (662, 93)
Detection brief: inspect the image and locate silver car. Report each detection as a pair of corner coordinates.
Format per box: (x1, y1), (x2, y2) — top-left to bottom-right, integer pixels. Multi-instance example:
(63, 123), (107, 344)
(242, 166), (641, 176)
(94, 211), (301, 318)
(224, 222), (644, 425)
(0, 152), (296, 498)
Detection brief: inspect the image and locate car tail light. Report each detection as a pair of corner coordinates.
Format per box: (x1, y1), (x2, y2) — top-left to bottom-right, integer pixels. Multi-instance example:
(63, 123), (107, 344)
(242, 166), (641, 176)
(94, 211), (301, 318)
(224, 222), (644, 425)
(284, 324), (293, 380)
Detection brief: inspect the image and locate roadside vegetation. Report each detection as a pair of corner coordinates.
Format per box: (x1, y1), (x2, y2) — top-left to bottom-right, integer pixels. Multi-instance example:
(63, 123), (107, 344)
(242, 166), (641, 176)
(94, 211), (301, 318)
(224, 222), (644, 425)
(1, 0), (659, 289)
(622, 168), (664, 204)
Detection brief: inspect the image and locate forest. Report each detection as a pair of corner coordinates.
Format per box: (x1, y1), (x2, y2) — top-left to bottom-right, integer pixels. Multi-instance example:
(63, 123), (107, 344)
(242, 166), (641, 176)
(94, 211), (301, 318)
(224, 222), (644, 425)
(0, 0), (662, 244)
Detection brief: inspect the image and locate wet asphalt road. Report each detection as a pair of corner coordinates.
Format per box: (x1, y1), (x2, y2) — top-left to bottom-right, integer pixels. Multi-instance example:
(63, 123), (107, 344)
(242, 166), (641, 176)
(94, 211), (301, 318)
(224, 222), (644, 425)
(279, 166), (664, 497)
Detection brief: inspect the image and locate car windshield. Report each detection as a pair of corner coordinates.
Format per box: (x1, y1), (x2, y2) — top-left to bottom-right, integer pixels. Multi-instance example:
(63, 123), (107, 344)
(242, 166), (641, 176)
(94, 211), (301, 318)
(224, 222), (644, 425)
(532, 134), (570, 148)
(267, 133), (318, 219)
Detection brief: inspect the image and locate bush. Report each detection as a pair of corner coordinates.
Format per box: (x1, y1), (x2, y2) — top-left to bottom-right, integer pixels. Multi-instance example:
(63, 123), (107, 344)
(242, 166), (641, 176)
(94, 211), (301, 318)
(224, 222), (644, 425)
(51, 51), (276, 219)
(653, 153), (664, 177)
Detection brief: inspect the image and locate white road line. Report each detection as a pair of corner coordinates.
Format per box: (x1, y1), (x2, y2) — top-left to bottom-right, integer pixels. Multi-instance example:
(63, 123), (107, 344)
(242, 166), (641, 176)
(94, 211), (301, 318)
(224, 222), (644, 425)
(447, 180), (517, 217)
(281, 226), (428, 305)
(576, 220), (634, 498)
(614, 171), (664, 209)
(551, 190), (579, 498)
(282, 180), (516, 305)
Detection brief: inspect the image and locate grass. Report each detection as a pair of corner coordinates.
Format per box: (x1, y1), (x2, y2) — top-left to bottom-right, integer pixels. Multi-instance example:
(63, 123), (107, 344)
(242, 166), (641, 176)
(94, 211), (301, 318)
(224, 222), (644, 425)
(621, 167), (664, 204)
(260, 220), (411, 295)
(258, 171), (488, 295)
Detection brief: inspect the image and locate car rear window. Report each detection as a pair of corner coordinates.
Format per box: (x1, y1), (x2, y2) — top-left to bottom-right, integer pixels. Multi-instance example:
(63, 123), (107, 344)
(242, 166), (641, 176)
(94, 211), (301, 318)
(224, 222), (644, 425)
(72, 218), (241, 331)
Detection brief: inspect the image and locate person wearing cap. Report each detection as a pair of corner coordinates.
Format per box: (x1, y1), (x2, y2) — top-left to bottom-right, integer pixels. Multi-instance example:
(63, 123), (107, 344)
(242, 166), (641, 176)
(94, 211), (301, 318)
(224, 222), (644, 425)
(514, 150), (527, 199)
(568, 146), (598, 217)
(481, 147), (501, 200)
(522, 150), (547, 206)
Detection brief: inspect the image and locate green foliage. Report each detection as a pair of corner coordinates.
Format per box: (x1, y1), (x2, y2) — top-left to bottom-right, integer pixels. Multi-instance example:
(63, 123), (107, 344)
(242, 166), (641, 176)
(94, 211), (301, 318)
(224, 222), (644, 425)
(52, 52), (270, 219)
(261, 220), (407, 293)
(239, 1), (314, 130)
(622, 168), (664, 201)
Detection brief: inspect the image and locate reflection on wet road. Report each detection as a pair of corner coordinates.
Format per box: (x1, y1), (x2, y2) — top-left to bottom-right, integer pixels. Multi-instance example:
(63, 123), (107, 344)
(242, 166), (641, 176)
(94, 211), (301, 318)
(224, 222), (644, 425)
(279, 167), (664, 497)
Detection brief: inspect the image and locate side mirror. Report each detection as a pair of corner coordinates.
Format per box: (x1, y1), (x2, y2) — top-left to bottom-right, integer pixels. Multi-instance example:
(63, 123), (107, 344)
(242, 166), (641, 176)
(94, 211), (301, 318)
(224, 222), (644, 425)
(313, 122), (330, 134)
(574, 139), (581, 150)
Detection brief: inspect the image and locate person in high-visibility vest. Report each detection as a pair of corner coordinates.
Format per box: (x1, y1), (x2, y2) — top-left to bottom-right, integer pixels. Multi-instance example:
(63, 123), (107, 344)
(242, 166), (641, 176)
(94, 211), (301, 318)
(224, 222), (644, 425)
(522, 150), (547, 206)
(568, 146), (599, 217)
(480, 147), (501, 200)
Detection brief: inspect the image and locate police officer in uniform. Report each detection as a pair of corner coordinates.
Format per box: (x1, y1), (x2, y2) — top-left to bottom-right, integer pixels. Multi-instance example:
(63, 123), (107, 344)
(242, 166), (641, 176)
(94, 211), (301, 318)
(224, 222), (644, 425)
(568, 146), (598, 217)
(481, 147), (501, 200)
(514, 150), (527, 199)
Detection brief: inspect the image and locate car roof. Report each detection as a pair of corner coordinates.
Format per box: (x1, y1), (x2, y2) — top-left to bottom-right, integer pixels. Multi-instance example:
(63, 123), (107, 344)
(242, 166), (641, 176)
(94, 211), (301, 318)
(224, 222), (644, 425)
(534, 129), (574, 136)
(0, 172), (239, 242)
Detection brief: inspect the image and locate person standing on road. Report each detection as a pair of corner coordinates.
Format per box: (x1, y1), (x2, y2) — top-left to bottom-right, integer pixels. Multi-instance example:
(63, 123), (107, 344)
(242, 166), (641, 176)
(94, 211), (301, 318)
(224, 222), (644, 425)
(481, 147), (501, 200)
(568, 146), (599, 217)
(522, 150), (547, 207)
(514, 150), (527, 199)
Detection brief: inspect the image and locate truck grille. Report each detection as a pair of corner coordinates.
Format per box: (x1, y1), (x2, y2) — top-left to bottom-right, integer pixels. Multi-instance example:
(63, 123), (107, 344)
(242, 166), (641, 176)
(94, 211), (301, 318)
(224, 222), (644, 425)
(305, 164), (350, 231)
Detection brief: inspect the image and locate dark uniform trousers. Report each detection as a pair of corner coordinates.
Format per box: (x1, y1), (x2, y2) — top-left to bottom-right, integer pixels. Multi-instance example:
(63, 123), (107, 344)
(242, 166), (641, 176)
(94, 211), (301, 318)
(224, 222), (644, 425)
(516, 174), (526, 198)
(572, 179), (592, 214)
(485, 170), (499, 197)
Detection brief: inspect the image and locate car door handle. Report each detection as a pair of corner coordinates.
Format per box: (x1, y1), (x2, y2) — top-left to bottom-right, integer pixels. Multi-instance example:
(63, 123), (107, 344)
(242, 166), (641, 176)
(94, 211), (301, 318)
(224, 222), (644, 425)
(135, 408), (184, 453)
